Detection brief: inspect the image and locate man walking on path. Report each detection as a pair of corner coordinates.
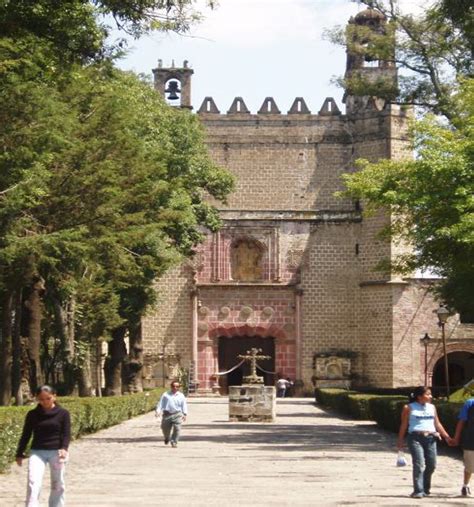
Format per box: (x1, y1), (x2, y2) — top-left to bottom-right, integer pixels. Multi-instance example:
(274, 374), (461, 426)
(453, 397), (474, 497)
(156, 380), (187, 448)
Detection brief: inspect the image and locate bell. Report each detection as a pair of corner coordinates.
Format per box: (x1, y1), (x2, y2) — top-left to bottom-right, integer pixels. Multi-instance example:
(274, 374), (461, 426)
(165, 80), (181, 100)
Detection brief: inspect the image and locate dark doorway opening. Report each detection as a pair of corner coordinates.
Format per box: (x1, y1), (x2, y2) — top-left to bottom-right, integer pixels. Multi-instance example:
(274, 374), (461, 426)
(432, 351), (474, 395)
(218, 336), (275, 394)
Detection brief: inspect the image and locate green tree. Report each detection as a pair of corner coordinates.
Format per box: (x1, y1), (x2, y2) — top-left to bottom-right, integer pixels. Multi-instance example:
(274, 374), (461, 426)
(0, 0), (215, 63)
(0, 63), (233, 399)
(328, 1), (473, 316)
(0, 0), (231, 402)
(327, 0), (472, 122)
(340, 82), (473, 316)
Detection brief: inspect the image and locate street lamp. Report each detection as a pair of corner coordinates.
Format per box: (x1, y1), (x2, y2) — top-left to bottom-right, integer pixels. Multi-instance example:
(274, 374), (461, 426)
(420, 333), (431, 386)
(436, 305), (450, 398)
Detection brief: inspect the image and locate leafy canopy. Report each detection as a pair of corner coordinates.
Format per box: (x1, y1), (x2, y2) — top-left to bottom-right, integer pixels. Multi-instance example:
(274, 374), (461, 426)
(331, 1), (473, 315)
(326, 0), (473, 122)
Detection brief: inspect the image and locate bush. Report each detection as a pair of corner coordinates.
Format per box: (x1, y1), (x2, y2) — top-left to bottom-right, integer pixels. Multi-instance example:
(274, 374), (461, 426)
(315, 389), (357, 416)
(0, 389), (164, 473)
(435, 401), (463, 436)
(0, 407), (30, 474)
(315, 388), (400, 420)
(347, 394), (383, 420)
(316, 388), (464, 436)
(368, 396), (407, 432)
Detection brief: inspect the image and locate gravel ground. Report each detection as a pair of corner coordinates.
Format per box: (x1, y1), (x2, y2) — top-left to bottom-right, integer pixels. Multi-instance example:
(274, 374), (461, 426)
(0, 397), (469, 506)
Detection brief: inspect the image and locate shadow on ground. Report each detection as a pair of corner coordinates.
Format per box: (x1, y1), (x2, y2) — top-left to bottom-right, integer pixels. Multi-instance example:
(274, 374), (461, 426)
(83, 399), (462, 460)
(87, 421), (392, 453)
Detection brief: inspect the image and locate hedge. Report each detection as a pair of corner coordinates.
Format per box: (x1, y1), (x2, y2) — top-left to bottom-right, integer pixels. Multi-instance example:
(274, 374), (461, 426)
(368, 396), (408, 432)
(314, 388), (357, 416)
(315, 388), (400, 421)
(0, 389), (164, 473)
(315, 388), (464, 435)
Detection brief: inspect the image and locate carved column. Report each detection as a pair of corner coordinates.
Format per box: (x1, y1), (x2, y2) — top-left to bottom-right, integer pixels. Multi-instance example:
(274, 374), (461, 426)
(216, 231), (221, 281)
(274, 227), (281, 281)
(191, 289), (199, 386)
(295, 287), (303, 382)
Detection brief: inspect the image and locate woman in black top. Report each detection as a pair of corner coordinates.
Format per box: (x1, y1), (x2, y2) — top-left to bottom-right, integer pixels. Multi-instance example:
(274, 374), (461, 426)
(16, 385), (71, 507)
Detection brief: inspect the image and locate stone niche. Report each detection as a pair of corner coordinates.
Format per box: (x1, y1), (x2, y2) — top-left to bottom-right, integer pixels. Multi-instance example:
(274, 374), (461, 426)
(313, 355), (352, 389)
(228, 385), (276, 422)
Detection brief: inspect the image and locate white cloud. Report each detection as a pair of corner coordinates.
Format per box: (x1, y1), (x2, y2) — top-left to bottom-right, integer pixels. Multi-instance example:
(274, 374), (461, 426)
(188, 0), (360, 47)
(195, 0), (319, 47)
(115, 0), (429, 112)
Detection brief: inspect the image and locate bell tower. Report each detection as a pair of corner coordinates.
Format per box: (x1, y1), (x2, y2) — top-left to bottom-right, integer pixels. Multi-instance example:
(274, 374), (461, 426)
(343, 8), (398, 114)
(152, 59), (194, 109)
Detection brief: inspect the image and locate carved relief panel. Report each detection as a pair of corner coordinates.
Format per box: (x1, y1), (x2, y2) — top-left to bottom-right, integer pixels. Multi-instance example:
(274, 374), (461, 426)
(212, 226), (280, 282)
(231, 238), (264, 281)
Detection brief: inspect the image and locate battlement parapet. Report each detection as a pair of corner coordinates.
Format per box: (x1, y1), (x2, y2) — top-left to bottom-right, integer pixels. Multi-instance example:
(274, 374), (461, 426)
(196, 95), (406, 122)
(197, 96), (344, 118)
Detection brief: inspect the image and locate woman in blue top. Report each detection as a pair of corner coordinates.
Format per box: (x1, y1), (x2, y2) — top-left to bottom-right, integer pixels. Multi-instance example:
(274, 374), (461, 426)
(397, 386), (452, 498)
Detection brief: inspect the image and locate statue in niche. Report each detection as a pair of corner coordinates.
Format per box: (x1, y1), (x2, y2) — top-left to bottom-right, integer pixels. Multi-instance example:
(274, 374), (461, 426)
(231, 238), (264, 281)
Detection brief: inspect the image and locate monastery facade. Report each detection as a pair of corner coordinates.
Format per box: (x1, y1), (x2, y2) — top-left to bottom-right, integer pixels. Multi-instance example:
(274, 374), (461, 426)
(141, 10), (474, 394)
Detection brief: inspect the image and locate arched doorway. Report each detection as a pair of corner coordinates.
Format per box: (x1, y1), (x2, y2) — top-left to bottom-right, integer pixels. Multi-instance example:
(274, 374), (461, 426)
(432, 352), (474, 392)
(218, 336), (275, 394)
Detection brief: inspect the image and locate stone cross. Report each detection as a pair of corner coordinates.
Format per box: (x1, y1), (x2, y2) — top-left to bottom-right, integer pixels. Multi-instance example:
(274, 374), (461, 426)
(238, 347), (271, 384)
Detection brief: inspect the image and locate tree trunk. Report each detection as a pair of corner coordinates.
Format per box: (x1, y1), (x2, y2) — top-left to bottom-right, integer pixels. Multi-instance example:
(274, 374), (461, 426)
(94, 338), (103, 397)
(104, 326), (127, 396)
(78, 345), (93, 397)
(52, 296), (76, 393)
(0, 291), (13, 405)
(126, 323), (144, 393)
(12, 289), (23, 405)
(25, 277), (45, 393)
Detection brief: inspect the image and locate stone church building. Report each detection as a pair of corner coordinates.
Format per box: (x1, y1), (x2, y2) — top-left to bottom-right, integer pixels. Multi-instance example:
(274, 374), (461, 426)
(141, 9), (474, 394)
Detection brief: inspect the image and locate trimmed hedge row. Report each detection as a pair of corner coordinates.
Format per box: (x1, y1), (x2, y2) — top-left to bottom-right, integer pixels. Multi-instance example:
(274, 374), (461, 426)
(315, 388), (463, 435)
(0, 389), (164, 473)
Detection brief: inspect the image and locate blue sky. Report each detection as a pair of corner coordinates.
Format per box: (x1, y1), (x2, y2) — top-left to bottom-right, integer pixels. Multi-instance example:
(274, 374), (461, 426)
(114, 0), (425, 114)
(114, 0), (360, 113)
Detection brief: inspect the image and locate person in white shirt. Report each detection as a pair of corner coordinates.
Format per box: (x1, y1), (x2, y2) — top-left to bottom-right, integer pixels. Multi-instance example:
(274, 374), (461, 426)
(155, 380), (188, 448)
(276, 377), (290, 398)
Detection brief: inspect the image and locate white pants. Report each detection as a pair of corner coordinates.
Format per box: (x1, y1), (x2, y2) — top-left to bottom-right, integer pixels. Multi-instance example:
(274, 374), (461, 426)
(26, 450), (66, 507)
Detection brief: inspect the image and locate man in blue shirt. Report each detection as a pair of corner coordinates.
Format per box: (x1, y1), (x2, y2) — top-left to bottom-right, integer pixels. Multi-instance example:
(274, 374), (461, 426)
(156, 380), (188, 448)
(453, 398), (474, 496)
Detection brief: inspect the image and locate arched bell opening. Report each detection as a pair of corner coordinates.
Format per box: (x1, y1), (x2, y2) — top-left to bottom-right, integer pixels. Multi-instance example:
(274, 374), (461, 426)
(164, 78), (182, 106)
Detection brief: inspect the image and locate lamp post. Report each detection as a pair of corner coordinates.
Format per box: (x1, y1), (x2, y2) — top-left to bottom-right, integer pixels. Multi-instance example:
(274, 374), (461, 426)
(436, 305), (450, 398)
(420, 333), (431, 386)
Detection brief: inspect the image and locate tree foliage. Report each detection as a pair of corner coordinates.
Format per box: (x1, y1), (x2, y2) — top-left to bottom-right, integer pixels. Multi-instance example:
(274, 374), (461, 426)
(0, 0), (216, 63)
(331, 1), (473, 315)
(0, 0), (232, 401)
(327, 0), (472, 122)
(341, 84), (473, 314)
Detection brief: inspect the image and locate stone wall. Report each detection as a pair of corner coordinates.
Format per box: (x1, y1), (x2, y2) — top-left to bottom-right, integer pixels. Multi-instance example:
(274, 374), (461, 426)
(300, 222), (361, 386)
(141, 265), (194, 386)
(392, 280), (474, 386)
(201, 113), (354, 212)
(141, 104), (418, 391)
(140, 89), (473, 391)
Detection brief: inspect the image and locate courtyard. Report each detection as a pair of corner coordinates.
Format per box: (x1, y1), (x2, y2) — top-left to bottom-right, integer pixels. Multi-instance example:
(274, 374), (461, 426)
(0, 397), (469, 506)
